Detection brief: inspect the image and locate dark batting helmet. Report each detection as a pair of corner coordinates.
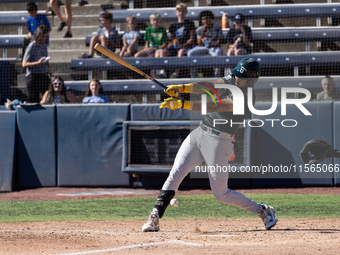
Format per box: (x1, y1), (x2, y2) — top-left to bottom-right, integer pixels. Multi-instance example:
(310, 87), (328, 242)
(231, 58), (261, 87)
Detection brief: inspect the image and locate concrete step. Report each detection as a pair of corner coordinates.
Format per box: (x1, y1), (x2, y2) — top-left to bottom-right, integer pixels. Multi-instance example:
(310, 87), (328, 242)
(49, 25), (97, 37)
(58, 4), (104, 16)
(49, 14), (100, 27)
(1, 3), (49, 11)
(48, 49), (85, 62)
(48, 37), (86, 49)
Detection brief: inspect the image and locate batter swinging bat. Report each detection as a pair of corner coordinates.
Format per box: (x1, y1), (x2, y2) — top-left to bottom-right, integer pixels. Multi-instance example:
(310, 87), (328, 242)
(94, 43), (172, 93)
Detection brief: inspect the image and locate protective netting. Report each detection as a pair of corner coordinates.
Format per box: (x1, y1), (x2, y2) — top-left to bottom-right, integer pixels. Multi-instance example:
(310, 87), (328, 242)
(1, 0), (340, 105)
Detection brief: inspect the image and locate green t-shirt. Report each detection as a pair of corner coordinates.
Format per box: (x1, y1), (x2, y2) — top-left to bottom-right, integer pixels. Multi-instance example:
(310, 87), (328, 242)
(144, 26), (168, 48)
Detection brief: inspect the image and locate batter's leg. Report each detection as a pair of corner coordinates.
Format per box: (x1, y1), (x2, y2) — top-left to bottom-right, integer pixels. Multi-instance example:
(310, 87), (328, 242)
(142, 127), (204, 232)
(200, 131), (262, 214)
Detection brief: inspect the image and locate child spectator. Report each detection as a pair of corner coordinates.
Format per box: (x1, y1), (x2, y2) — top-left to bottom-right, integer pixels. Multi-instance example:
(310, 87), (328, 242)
(156, 3), (196, 79)
(41, 76), (79, 104)
(23, 2), (51, 55)
(187, 10), (223, 78)
(134, 13), (168, 77)
(82, 78), (110, 104)
(120, 15), (141, 58)
(22, 25), (53, 103)
(226, 13), (252, 56)
(80, 11), (121, 58)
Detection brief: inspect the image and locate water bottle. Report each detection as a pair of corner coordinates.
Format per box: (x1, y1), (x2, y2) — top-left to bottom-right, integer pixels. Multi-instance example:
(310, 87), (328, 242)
(202, 37), (209, 47)
(222, 13), (228, 29)
(173, 39), (178, 48)
(148, 41), (155, 57)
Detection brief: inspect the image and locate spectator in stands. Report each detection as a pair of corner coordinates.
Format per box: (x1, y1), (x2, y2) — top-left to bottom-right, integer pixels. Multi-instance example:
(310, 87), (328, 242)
(226, 13), (252, 56)
(22, 25), (53, 103)
(187, 10), (223, 78)
(155, 3), (196, 79)
(24, 2), (51, 56)
(316, 76), (340, 101)
(50, 0), (73, 38)
(134, 13), (168, 77)
(83, 78), (110, 103)
(40, 76), (79, 104)
(120, 15), (141, 58)
(80, 11), (121, 58)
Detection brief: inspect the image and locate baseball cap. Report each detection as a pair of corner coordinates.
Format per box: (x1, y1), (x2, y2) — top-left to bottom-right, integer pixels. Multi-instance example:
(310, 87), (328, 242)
(233, 13), (245, 22)
(231, 58), (261, 79)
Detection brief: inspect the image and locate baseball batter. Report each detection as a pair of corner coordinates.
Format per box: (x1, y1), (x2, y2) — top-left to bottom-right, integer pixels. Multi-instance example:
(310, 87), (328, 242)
(142, 58), (278, 232)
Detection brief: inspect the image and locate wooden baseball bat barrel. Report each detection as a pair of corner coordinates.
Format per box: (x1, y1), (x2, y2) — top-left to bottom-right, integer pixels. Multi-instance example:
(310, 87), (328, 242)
(94, 43), (167, 89)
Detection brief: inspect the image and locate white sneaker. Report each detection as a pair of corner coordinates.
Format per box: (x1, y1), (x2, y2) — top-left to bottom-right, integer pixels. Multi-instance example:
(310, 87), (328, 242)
(142, 211), (159, 232)
(258, 203), (278, 230)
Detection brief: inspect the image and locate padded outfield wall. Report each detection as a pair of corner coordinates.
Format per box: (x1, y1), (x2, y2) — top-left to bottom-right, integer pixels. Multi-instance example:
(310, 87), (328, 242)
(0, 102), (339, 190)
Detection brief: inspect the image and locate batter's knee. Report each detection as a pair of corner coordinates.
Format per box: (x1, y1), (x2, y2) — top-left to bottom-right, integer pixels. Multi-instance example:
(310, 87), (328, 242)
(213, 188), (232, 203)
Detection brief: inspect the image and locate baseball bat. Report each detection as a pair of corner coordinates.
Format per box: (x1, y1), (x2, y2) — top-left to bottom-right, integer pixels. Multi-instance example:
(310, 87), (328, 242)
(94, 43), (168, 90)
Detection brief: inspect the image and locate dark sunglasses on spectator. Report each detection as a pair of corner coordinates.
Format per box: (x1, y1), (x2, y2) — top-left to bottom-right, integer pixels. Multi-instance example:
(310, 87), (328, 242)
(53, 82), (62, 85)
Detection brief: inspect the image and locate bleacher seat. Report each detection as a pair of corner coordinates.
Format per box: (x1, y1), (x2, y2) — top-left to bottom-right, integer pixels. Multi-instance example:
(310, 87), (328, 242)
(0, 0), (48, 2)
(106, 3), (340, 30)
(64, 76), (340, 98)
(0, 35), (24, 58)
(0, 10), (47, 34)
(71, 51), (340, 79)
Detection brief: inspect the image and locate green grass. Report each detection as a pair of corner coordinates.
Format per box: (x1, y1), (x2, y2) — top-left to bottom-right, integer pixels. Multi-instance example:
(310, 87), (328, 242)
(0, 193), (339, 223)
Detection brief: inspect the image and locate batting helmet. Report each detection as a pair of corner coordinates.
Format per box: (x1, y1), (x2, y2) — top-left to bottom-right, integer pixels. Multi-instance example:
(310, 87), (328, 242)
(231, 58), (261, 87)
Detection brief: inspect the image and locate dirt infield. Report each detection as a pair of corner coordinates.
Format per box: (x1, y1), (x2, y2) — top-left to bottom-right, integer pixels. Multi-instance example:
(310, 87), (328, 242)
(1, 187), (340, 254)
(1, 218), (340, 255)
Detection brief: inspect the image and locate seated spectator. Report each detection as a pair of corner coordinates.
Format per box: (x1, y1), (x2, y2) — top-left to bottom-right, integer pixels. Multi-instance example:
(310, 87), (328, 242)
(316, 76), (340, 101)
(134, 13), (168, 77)
(80, 11), (121, 58)
(41, 76), (79, 104)
(226, 13), (252, 56)
(83, 78), (110, 104)
(22, 25), (53, 103)
(156, 3), (196, 78)
(187, 10), (223, 78)
(120, 15), (141, 58)
(24, 2), (51, 56)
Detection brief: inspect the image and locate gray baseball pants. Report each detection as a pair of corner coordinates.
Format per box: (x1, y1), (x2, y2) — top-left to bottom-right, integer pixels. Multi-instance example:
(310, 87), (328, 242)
(162, 123), (262, 214)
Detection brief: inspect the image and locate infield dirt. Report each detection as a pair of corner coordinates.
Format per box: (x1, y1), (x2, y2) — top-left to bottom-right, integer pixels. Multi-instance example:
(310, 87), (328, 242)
(0, 187), (340, 255)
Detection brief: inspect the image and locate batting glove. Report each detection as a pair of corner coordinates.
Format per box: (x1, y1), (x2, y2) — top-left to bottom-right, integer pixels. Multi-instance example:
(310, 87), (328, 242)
(160, 97), (194, 111)
(164, 83), (193, 97)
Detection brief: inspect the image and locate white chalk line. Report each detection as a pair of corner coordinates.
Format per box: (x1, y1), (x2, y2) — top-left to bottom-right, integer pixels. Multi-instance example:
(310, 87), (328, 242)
(0, 229), (139, 236)
(1, 229), (261, 255)
(58, 240), (261, 255)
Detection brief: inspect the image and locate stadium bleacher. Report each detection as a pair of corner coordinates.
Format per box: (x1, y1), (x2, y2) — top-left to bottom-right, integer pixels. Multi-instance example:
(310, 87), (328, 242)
(0, 35), (24, 58)
(107, 3), (340, 30)
(71, 51), (340, 80)
(85, 26), (340, 51)
(1, 1), (340, 96)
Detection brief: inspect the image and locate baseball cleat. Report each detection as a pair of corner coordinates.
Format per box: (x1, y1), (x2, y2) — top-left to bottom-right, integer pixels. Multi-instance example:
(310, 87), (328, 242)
(258, 203), (278, 230)
(142, 211), (159, 232)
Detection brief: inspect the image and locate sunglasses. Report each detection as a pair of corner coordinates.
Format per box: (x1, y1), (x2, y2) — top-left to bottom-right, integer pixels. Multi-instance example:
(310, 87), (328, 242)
(53, 82), (63, 86)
